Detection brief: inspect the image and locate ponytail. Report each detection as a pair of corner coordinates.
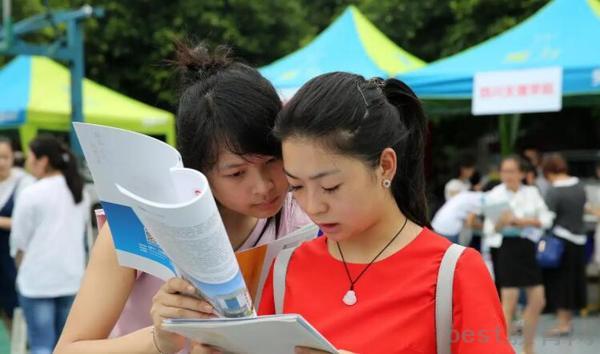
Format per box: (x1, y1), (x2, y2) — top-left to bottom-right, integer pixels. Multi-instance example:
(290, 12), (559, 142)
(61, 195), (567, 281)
(382, 79), (429, 227)
(29, 135), (84, 204)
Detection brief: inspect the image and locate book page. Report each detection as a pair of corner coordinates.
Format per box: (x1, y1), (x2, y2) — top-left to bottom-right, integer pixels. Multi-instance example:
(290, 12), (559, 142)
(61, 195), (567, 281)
(74, 123), (177, 279)
(162, 314), (337, 354)
(117, 168), (254, 317)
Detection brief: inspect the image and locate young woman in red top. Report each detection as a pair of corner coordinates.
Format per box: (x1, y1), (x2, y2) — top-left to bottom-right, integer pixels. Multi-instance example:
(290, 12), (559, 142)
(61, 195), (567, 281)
(256, 73), (515, 354)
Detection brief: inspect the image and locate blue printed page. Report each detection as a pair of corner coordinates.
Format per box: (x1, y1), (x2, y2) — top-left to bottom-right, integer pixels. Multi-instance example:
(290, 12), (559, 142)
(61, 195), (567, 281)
(75, 123), (254, 318)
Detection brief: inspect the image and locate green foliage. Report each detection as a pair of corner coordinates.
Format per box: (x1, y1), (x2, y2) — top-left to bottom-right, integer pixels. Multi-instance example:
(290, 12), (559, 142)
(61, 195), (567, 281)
(4, 0), (550, 108)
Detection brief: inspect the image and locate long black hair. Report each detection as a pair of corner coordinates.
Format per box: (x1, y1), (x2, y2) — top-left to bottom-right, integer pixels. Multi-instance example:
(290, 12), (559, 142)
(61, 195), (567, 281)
(173, 42), (282, 172)
(29, 135), (84, 204)
(274, 72), (429, 227)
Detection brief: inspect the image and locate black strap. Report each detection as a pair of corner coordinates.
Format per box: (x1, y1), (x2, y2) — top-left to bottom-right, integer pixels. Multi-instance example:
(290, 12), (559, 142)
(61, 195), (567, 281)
(251, 209), (283, 248)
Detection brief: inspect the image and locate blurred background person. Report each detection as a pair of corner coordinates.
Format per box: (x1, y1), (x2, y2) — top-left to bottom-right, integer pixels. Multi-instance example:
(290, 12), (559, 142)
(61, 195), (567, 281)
(522, 146), (550, 197)
(483, 155), (553, 354)
(0, 137), (34, 333)
(542, 153), (588, 336)
(9, 135), (88, 354)
(444, 153), (476, 200)
(431, 190), (483, 244)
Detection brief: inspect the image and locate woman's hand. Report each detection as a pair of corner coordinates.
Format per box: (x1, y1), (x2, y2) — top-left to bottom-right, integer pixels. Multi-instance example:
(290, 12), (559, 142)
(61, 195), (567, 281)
(494, 211), (515, 231)
(151, 277), (217, 354)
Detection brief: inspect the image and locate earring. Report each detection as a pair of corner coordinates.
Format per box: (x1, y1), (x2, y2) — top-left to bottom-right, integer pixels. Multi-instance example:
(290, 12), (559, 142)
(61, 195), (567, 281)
(382, 179), (391, 188)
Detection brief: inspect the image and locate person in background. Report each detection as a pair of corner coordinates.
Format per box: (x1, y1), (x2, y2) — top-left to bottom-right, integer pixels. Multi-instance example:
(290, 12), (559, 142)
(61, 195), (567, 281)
(431, 191), (483, 244)
(541, 153), (587, 336)
(444, 154), (476, 200)
(10, 135), (88, 354)
(0, 137), (34, 332)
(587, 162), (600, 266)
(483, 155), (553, 354)
(522, 146), (550, 197)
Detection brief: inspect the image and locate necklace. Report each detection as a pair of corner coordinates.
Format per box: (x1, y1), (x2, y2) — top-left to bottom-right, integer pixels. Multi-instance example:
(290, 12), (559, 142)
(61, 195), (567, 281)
(337, 217), (409, 306)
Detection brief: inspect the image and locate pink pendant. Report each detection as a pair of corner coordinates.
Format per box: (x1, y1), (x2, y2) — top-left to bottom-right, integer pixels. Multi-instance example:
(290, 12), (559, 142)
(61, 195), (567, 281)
(343, 290), (357, 306)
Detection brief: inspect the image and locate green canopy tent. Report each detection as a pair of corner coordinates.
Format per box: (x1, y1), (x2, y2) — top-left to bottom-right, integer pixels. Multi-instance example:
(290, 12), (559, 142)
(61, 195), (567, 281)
(0, 55), (175, 151)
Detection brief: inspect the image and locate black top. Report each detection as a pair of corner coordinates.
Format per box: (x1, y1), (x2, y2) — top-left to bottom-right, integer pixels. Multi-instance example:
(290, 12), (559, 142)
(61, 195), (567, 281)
(545, 179), (587, 234)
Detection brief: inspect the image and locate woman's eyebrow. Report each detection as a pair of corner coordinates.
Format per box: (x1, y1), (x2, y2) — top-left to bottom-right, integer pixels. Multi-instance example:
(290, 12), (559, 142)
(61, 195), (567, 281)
(284, 168), (340, 180)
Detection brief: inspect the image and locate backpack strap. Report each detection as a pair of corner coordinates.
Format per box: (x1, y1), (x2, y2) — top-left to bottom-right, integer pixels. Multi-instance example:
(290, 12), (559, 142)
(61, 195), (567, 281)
(273, 245), (299, 314)
(435, 243), (466, 354)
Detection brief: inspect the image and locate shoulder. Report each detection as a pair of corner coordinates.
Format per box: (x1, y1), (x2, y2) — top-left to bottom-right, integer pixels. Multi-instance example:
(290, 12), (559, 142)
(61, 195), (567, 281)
(288, 236), (329, 266)
(445, 179), (463, 189)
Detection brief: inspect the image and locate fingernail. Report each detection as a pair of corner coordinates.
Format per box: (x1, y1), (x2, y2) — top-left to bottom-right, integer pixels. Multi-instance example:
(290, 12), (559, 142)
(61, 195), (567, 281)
(187, 285), (195, 293)
(203, 304), (213, 313)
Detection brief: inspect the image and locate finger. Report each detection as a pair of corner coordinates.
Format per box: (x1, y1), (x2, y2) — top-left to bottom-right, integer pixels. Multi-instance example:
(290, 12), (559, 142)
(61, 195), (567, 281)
(165, 277), (196, 295)
(156, 293), (214, 314)
(190, 343), (224, 354)
(156, 305), (217, 321)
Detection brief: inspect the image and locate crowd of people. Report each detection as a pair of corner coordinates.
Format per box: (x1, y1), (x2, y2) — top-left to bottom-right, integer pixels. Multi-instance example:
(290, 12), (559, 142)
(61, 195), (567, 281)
(432, 149), (600, 354)
(0, 41), (598, 354)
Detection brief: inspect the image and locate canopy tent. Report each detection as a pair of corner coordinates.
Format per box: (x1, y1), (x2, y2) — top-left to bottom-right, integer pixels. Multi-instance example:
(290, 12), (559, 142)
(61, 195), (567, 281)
(0, 55), (175, 150)
(260, 5), (425, 99)
(399, 0), (600, 154)
(401, 0), (600, 106)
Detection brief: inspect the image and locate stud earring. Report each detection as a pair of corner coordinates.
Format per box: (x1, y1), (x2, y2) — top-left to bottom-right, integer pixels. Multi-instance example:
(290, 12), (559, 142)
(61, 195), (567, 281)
(383, 179), (391, 188)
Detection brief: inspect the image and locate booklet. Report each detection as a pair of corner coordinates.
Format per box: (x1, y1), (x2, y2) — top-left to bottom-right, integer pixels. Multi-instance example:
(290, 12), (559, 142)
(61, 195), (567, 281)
(162, 314), (337, 354)
(74, 123), (317, 317)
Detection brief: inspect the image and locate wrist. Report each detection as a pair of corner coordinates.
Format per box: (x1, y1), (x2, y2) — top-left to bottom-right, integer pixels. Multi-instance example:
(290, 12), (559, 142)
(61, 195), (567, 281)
(152, 327), (184, 354)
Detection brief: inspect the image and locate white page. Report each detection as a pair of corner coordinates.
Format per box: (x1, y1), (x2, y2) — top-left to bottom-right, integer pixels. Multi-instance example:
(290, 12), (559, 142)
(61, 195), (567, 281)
(163, 314), (337, 354)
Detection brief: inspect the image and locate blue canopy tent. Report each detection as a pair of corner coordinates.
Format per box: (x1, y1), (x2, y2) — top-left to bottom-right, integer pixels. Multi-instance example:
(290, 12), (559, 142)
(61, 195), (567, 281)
(399, 0), (600, 153)
(260, 6), (425, 100)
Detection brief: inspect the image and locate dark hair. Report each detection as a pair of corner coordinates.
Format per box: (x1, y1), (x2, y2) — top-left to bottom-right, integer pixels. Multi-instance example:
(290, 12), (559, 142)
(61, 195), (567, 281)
(458, 153), (476, 168)
(500, 155), (529, 173)
(541, 153), (568, 176)
(274, 73), (429, 227)
(173, 41), (282, 172)
(29, 135), (83, 204)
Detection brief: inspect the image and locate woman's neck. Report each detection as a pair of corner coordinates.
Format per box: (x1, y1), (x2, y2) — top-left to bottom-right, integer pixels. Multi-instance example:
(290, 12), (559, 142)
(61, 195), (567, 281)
(506, 183), (521, 192)
(328, 200), (422, 264)
(40, 170), (61, 179)
(0, 169), (10, 182)
(553, 173), (570, 181)
(219, 205), (259, 251)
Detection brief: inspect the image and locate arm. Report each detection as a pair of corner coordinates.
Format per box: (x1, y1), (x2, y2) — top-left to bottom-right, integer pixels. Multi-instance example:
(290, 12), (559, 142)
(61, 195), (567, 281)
(54, 224), (158, 354)
(513, 189), (554, 229)
(0, 216), (10, 230)
(9, 191), (35, 257)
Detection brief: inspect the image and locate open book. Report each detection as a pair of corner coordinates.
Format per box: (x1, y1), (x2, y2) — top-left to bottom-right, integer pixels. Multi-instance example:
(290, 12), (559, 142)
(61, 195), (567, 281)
(163, 315), (337, 354)
(74, 123), (317, 317)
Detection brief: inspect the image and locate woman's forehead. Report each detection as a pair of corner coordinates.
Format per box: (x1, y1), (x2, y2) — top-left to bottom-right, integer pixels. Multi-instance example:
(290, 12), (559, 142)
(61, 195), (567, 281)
(217, 149), (272, 169)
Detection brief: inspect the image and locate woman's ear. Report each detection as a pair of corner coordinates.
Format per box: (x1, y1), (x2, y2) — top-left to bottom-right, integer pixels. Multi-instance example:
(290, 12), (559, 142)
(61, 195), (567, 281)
(378, 147), (397, 184)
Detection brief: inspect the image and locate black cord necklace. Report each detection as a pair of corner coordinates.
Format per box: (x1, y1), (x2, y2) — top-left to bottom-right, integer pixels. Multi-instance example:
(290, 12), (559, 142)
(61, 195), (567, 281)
(337, 217), (409, 306)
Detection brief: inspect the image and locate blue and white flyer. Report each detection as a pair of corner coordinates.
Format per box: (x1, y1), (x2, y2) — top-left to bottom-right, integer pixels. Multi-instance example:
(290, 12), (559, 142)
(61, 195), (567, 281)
(74, 123), (254, 318)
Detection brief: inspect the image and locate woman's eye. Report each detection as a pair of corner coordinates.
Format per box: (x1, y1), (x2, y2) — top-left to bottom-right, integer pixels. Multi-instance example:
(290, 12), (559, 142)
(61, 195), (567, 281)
(227, 171), (245, 178)
(322, 185), (340, 193)
(289, 185), (303, 192)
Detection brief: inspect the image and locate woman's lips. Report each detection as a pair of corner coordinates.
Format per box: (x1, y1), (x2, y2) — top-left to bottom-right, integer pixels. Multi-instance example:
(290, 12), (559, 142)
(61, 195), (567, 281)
(255, 195), (280, 209)
(318, 223), (340, 234)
